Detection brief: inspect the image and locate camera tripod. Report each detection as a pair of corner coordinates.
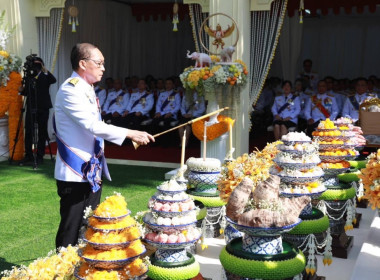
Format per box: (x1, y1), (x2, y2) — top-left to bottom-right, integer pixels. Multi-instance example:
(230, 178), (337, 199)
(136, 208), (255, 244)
(9, 74), (54, 169)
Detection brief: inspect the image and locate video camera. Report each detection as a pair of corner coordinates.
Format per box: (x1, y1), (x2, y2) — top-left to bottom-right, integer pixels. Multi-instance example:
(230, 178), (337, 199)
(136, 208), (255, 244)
(23, 54), (44, 79)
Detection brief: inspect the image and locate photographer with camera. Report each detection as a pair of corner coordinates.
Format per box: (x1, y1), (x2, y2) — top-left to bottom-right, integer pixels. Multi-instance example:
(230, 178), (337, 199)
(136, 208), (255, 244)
(19, 56), (56, 165)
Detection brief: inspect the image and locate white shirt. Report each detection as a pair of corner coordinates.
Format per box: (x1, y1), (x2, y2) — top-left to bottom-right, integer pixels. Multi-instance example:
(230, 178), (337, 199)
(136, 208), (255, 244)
(341, 92), (374, 121)
(54, 71), (128, 182)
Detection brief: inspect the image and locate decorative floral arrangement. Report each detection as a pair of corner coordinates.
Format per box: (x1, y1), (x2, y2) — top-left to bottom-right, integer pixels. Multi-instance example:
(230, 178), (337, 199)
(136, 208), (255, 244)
(85, 227), (141, 244)
(179, 59), (248, 96)
(359, 149), (380, 209)
(218, 141), (281, 202)
(89, 215), (136, 230)
(1, 245), (80, 280)
(94, 193), (128, 218)
(192, 115), (234, 142)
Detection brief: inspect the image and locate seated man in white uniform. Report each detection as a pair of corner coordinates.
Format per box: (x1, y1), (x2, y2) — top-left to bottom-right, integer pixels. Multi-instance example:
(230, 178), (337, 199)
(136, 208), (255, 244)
(298, 59), (319, 91)
(54, 43), (153, 248)
(102, 79), (130, 126)
(271, 80), (301, 140)
(122, 79), (154, 130)
(342, 78), (375, 122)
(304, 80), (339, 136)
(325, 76), (345, 116)
(150, 78), (181, 145)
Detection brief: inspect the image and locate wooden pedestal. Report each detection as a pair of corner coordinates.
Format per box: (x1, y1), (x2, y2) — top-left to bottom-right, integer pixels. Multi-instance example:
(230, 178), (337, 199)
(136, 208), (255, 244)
(331, 233), (354, 259)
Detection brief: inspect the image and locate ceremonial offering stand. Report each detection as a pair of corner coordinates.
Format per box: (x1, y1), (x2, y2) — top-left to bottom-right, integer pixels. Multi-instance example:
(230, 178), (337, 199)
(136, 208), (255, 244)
(76, 196), (148, 279)
(273, 137), (331, 279)
(143, 184), (201, 280)
(312, 120), (357, 259)
(187, 159), (226, 238)
(221, 218), (305, 280)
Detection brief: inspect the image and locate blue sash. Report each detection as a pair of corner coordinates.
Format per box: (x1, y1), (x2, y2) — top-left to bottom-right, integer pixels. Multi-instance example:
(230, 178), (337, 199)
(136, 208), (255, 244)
(278, 95), (297, 114)
(160, 91), (176, 112)
(131, 92), (149, 109)
(53, 115), (103, 193)
(348, 95), (360, 111)
(108, 91), (127, 108)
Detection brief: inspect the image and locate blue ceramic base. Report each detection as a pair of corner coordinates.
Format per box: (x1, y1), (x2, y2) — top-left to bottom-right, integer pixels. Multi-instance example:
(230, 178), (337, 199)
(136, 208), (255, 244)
(194, 186), (218, 193)
(224, 223), (243, 244)
(155, 248), (189, 263)
(187, 170), (220, 190)
(300, 202), (313, 216)
(242, 235), (283, 254)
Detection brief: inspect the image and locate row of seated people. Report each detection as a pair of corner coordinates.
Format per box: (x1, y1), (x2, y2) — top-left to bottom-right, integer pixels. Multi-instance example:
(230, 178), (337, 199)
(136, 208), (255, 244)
(95, 77), (205, 147)
(263, 77), (378, 140)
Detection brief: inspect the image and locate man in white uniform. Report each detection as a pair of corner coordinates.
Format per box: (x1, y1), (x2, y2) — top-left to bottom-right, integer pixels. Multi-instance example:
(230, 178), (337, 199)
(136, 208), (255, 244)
(54, 43), (154, 248)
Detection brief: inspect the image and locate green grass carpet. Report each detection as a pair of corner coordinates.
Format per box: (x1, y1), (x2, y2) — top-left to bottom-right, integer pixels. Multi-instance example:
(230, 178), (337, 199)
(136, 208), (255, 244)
(0, 160), (170, 272)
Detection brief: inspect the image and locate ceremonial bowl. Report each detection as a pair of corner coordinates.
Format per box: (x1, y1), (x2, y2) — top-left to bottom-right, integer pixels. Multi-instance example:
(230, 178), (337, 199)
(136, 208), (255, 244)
(322, 167), (350, 176)
(187, 170), (220, 193)
(156, 186), (187, 195)
(226, 217), (302, 237)
(280, 187), (327, 200)
(92, 210), (131, 221)
(273, 160), (321, 171)
(144, 234), (201, 250)
(275, 174), (323, 184)
(281, 140), (312, 146)
(152, 196), (190, 203)
(83, 237), (138, 250)
(143, 215), (197, 232)
(79, 249), (146, 270)
(151, 208), (195, 218)
(88, 224), (135, 233)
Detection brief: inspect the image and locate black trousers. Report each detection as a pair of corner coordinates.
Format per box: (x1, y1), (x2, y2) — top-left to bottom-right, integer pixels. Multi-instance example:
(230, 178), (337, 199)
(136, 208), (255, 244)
(55, 180), (102, 248)
(123, 113), (147, 130)
(306, 120), (321, 137)
(25, 108), (49, 159)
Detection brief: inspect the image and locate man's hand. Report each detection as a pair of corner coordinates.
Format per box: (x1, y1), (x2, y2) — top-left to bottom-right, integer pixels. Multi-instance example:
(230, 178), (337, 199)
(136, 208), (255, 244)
(283, 117), (291, 121)
(164, 113), (172, 119)
(122, 111), (129, 117)
(135, 112), (142, 117)
(183, 114), (192, 118)
(308, 118), (314, 125)
(154, 113), (161, 118)
(274, 115), (282, 121)
(101, 111), (106, 115)
(128, 130), (155, 146)
(113, 112), (121, 117)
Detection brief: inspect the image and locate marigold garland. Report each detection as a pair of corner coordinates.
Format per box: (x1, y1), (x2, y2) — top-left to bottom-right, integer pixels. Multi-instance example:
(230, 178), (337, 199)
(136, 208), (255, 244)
(192, 114), (234, 142)
(94, 194), (128, 218)
(359, 149), (380, 210)
(218, 141), (281, 202)
(0, 71), (24, 160)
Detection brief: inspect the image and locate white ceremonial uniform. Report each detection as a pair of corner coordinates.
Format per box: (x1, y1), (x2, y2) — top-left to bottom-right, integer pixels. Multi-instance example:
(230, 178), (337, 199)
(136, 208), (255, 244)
(271, 94), (301, 124)
(304, 93), (339, 122)
(54, 72), (128, 182)
(104, 89), (130, 114)
(180, 92), (206, 118)
(327, 90), (345, 114)
(155, 90), (181, 119)
(126, 91), (154, 116)
(296, 91), (310, 119)
(95, 87), (107, 110)
(341, 92), (374, 121)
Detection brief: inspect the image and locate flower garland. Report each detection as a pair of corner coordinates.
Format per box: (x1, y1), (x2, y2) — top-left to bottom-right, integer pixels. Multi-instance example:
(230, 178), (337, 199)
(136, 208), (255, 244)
(0, 71), (24, 160)
(218, 141), (281, 202)
(179, 60), (248, 96)
(192, 114), (234, 142)
(359, 149), (380, 210)
(1, 245), (80, 280)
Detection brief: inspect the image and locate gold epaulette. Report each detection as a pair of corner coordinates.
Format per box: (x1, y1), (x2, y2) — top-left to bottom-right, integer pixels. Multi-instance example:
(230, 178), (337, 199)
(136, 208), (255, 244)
(69, 78), (79, 86)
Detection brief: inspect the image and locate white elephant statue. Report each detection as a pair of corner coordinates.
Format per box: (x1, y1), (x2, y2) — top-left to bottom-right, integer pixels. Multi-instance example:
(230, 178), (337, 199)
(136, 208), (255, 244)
(220, 46), (235, 63)
(186, 50), (212, 68)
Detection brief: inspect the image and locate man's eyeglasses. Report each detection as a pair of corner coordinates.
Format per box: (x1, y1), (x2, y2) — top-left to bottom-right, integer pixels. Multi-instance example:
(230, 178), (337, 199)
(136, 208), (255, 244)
(84, 58), (105, 68)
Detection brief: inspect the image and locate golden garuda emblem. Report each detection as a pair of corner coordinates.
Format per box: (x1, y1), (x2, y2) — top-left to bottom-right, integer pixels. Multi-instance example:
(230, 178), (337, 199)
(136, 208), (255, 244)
(204, 23), (235, 49)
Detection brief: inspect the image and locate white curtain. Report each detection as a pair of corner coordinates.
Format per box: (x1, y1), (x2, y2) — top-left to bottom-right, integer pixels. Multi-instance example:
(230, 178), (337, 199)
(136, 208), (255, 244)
(52, 0), (194, 97)
(37, 8), (64, 71)
(249, 0), (288, 106)
(189, 4), (209, 53)
(279, 13), (303, 82)
(270, 7), (380, 80)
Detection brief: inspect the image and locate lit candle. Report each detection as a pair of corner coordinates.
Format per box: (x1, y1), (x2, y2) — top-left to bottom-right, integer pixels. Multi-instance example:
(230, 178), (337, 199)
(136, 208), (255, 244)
(181, 130), (186, 168)
(203, 123), (207, 161)
(229, 123), (233, 153)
